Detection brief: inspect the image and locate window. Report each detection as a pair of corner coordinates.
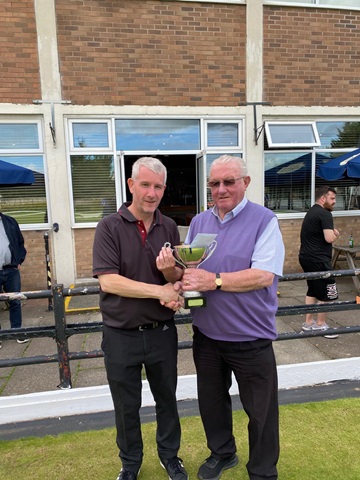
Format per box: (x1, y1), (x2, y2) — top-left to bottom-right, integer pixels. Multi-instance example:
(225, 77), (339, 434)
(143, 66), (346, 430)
(265, 122), (320, 148)
(0, 122), (47, 225)
(70, 155), (116, 223)
(206, 122), (241, 148)
(264, 121), (360, 214)
(70, 121), (111, 150)
(115, 119), (200, 151)
(265, 1), (360, 8)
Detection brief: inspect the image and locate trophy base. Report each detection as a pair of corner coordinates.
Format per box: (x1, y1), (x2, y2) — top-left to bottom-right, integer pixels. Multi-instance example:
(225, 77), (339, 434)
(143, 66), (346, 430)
(183, 292), (206, 309)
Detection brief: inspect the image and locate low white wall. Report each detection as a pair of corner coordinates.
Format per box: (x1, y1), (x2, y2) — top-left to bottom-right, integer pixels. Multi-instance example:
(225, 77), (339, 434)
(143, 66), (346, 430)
(0, 357), (359, 425)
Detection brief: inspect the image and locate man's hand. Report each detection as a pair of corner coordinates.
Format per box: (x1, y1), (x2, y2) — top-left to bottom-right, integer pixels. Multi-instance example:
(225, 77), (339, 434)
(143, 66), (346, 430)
(159, 282), (182, 307)
(156, 246), (183, 283)
(181, 268), (212, 292)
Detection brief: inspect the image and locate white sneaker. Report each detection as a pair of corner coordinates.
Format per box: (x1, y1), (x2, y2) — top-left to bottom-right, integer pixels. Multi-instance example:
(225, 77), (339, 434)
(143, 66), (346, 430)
(312, 323), (329, 331)
(302, 321), (316, 331)
(0, 340), (2, 349)
(17, 338), (30, 344)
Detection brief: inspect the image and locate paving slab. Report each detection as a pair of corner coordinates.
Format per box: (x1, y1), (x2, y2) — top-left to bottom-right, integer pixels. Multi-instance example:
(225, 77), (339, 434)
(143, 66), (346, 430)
(0, 277), (359, 397)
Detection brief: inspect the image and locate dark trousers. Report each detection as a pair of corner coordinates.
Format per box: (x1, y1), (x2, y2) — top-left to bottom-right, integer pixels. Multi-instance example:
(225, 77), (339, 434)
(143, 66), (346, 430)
(0, 267), (22, 329)
(193, 327), (279, 480)
(102, 321), (181, 472)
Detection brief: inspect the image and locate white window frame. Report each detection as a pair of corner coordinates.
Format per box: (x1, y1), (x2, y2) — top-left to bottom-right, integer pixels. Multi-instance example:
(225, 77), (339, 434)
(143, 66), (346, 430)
(68, 119), (112, 152)
(0, 120), (43, 154)
(265, 121), (321, 148)
(204, 119), (244, 151)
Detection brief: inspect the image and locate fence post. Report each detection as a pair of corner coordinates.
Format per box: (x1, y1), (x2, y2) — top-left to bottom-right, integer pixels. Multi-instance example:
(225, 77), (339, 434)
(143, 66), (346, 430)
(53, 284), (72, 389)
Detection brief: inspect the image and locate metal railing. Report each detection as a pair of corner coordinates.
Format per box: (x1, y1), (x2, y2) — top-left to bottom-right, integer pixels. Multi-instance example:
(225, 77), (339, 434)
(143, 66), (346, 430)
(1, 269), (360, 389)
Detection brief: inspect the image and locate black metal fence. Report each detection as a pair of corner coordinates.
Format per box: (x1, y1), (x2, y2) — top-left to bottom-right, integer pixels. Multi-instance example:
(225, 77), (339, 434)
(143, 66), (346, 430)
(1, 269), (360, 390)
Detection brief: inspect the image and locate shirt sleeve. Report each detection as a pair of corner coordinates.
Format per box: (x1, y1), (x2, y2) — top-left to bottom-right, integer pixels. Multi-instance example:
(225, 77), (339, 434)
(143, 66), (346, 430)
(251, 217), (285, 276)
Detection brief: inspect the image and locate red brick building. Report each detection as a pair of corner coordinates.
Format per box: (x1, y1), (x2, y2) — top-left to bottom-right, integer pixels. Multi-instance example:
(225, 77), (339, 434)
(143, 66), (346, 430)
(1, 0), (360, 290)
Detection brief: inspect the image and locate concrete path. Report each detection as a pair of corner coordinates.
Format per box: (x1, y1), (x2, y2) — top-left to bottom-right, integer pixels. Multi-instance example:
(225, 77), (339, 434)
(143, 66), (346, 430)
(0, 276), (359, 427)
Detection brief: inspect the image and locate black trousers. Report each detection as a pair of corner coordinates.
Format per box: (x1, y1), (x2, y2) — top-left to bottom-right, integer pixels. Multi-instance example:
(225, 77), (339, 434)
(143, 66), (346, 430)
(102, 321), (181, 472)
(193, 327), (279, 480)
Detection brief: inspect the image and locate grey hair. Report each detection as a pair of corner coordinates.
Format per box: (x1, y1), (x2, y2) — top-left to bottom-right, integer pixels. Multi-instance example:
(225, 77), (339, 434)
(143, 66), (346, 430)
(210, 155), (248, 177)
(131, 157), (167, 184)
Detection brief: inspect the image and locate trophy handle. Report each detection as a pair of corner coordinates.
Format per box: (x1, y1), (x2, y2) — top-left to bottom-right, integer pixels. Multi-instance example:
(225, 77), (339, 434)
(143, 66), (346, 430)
(163, 242), (187, 268)
(198, 240), (217, 267)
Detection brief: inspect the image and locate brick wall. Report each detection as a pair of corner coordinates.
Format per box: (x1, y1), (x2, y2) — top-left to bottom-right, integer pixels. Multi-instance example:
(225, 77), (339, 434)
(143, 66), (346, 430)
(20, 231), (48, 291)
(55, 0), (246, 106)
(264, 6), (360, 106)
(74, 229), (96, 279)
(0, 1), (41, 103)
(19, 216), (360, 291)
(279, 216), (359, 273)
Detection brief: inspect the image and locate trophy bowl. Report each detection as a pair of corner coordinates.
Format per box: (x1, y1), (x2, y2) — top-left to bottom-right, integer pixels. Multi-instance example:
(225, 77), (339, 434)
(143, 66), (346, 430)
(164, 241), (217, 308)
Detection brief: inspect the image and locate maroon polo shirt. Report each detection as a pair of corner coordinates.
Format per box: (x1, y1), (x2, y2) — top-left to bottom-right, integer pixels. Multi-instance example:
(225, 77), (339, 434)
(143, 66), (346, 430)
(93, 202), (180, 329)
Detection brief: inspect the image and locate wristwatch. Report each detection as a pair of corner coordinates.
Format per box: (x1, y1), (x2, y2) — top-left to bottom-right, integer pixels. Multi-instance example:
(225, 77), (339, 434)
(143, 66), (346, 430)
(215, 273), (222, 290)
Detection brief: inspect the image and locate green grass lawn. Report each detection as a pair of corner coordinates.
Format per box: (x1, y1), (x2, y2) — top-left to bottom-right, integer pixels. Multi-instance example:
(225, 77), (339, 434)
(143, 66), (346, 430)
(0, 398), (359, 479)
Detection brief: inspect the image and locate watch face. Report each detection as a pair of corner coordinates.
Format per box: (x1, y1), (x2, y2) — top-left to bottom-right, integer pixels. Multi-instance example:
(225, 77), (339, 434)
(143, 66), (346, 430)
(215, 278), (222, 286)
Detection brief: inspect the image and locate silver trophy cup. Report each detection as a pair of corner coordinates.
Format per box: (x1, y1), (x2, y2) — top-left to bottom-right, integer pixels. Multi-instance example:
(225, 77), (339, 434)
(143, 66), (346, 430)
(164, 241), (217, 308)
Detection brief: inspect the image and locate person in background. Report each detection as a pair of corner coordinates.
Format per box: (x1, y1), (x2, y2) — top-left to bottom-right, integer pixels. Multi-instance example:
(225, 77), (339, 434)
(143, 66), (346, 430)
(299, 186), (339, 337)
(175, 155), (285, 480)
(93, 157), (188, 480)
(0, 212), (28, 348)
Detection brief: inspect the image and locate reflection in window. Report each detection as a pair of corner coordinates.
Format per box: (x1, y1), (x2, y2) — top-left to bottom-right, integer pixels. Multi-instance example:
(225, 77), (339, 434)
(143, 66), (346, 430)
(72, 123), (109, 148)
(265, 152), (312, 212)
(0, 156), (46, 224)
(0, 124), (40, 150)
(71, 155), (116, 223)
(115, 119), (200, 151)
(315, 152), (360, 211)
(207, 123), (239, 147)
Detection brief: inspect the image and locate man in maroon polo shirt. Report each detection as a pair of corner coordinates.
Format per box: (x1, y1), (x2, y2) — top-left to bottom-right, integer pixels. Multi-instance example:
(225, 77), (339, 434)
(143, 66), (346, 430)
(93, 157), (188, 480)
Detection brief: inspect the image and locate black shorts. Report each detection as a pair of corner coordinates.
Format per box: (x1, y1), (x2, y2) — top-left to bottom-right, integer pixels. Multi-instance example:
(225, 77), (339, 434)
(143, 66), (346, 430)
(299, 256), (338, 302)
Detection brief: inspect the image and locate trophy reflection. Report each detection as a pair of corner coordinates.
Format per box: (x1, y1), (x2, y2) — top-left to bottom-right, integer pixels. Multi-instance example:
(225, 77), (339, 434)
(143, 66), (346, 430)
(164, 241), (217, 308)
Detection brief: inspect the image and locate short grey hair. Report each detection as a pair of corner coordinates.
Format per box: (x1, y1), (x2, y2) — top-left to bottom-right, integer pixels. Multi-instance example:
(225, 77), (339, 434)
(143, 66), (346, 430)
(131, 157), (167, 184)
(210, 155), (248, 177)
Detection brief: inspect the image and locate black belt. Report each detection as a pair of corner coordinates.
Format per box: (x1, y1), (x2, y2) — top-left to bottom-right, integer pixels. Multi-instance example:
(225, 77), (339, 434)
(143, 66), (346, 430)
(137, 322), (161, 331)
(1, 265), (14, 270)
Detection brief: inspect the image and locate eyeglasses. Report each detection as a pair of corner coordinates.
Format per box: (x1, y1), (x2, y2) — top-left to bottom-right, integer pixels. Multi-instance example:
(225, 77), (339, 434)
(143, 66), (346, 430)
(208, 177), (245, 189)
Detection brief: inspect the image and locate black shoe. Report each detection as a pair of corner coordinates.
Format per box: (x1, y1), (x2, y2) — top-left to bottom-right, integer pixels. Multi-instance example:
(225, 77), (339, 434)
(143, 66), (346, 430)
(116, 469), (139, 480)
(161, 457), (189, 480)
(198, 454), (238, 480)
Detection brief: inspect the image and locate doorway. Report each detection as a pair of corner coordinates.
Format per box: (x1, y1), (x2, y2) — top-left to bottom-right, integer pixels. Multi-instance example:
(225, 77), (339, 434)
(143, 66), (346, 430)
(124, 154), (197, 225)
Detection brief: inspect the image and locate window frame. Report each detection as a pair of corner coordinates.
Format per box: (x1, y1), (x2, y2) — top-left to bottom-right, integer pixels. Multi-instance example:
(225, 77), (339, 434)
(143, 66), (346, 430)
(68, 119), (113, 152)
(204, 119), (243, 150)
(265, 121), (321, 148)
(0, 121), (43, 154)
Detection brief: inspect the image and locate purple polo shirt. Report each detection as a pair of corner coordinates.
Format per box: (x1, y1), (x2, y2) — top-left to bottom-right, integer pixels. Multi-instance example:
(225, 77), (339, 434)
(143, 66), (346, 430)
(93, 202), (180, 329)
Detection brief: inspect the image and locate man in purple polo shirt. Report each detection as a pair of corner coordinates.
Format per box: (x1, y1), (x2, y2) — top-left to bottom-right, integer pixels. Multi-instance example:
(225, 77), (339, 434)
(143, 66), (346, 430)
(180, 155), (284, 480)
(93, 157), (188, 480)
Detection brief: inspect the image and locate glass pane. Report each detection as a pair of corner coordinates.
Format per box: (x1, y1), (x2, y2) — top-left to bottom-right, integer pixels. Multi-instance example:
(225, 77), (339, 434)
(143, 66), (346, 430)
(72, 123), (109, 148)
(207, 123), (239, 147)
(317, 121), (360, 149)
(319, 0), (360, 6)
(0, 156), (47, 224)
(265, 152), (312, 212)
(315, 152), (360, 211)
(0, 124), (39, 150)
(115, 119), (200, 151)
(267, 124), (318, 146)
(71, 155), (116, 223)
